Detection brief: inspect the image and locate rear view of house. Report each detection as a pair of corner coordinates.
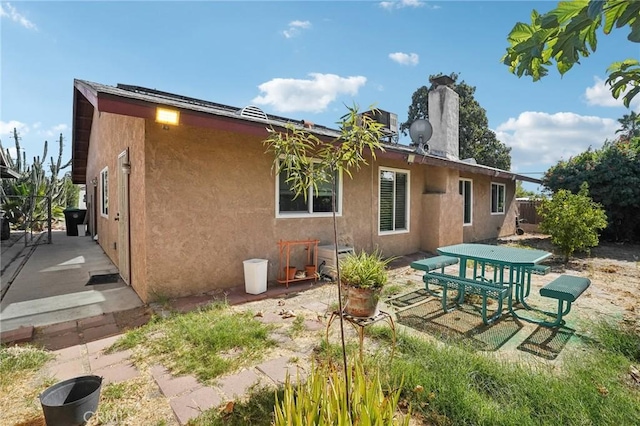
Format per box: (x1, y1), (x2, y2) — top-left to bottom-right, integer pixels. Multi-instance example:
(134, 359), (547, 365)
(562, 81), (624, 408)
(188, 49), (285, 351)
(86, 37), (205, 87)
(71, 79), (540, 302)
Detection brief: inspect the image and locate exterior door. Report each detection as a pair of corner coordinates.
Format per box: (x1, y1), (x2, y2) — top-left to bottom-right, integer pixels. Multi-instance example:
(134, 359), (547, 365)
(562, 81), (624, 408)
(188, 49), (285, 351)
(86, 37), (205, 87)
(117, 150), (131, 285)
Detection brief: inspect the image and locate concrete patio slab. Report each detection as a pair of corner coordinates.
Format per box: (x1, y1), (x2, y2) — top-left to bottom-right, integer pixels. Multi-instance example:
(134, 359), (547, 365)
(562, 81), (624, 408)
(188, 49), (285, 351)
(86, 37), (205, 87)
(0, 231), (143, 333)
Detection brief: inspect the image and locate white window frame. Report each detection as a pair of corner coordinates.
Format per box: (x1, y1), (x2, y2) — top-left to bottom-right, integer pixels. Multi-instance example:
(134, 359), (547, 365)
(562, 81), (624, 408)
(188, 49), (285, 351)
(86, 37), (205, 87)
(459, 178), (472, 226)
(378, 166), (410, 235)
(275, 159), (343, 218)
(100, 167), (109, 218)
(490, 182), (506, 215)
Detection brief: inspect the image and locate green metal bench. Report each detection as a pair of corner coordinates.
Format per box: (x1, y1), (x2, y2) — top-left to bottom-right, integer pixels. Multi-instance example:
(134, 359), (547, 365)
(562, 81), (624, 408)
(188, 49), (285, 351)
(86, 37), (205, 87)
(410, 255), (459, 273)
(410, 256), (461, 300)
(423, 272), (510, 325)
(535, 275), (590, 327)
(529, 264), (551, 275)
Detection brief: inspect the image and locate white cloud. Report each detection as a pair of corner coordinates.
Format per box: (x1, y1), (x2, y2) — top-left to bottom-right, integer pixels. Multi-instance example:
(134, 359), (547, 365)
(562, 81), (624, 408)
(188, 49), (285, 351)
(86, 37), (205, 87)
(495, 111), (618, 173)
(380, 0), (438, 10)
(0, 120), (28, 137)
(252, 73), (367, 113)
(388, 52), (419, 66)
(584, 76), (640, 110)
(282, 20), (311, 38)
(0, 2), (37, 30)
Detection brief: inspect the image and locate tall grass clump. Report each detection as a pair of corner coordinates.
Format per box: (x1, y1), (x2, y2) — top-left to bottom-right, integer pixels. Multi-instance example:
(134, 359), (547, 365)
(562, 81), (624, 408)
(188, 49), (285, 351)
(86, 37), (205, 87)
(386, 332), (640, 425)
(590, 319), (640, 361)
(274, 358), (410, 425)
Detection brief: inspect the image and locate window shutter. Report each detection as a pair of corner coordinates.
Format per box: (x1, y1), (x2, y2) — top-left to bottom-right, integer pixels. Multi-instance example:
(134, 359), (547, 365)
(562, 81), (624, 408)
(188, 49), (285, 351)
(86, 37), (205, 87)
(394, 173), (407, 229)
(379, 171), (394, 232)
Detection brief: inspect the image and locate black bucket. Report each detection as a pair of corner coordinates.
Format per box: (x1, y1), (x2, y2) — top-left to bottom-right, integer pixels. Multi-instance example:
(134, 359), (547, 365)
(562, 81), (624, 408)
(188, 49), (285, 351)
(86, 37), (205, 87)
(39, 375), (102, 426)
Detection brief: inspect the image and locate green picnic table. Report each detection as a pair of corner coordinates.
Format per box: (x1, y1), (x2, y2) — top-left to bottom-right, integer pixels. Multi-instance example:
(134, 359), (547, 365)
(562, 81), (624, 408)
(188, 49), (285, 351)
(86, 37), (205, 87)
(429, 243), (589, 327)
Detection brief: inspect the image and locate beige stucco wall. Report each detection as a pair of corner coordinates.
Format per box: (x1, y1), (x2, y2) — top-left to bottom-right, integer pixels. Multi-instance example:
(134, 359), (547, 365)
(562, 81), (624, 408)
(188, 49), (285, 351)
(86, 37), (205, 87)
(460, 173), (517, 242)
(141, 122), (439, 298)
(420, 166), (463, 252)
(85, 111), (148, 300)
(83, 117), (518, 300)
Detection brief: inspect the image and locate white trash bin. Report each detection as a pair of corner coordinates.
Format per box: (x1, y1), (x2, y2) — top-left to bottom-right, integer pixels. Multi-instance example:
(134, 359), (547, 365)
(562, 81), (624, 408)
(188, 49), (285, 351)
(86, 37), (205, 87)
(243, 259), (268, 294)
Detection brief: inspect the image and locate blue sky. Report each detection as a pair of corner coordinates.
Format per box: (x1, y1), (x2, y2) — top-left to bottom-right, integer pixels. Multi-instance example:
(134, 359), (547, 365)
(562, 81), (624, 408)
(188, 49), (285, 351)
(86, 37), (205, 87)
(1, 1), (637, 191)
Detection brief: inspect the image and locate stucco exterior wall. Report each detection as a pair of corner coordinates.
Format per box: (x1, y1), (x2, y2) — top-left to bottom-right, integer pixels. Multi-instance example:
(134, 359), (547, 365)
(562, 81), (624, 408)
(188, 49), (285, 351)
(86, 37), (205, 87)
(142, 123), (434, 298)
(460, 173), (517, 242)
(115, 120), (521, 299)
(85, 111), (148, 300)
(420, 166), (463, 252)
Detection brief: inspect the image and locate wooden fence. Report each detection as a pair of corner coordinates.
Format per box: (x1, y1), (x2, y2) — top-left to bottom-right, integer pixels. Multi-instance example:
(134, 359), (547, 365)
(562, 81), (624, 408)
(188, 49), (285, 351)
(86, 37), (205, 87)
(516, 199), (541, 225)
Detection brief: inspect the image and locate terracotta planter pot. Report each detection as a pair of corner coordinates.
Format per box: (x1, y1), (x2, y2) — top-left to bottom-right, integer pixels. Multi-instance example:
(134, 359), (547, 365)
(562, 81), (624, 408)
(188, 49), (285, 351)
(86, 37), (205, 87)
(284, 266), (296, 280)
(344, 286), (380, 318)
(304, 265), (316, 277)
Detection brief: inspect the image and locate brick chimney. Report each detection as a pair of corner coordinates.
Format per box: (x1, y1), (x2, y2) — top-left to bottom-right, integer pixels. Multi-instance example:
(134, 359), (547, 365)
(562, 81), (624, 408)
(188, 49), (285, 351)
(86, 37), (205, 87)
(427, 85), (459, 160)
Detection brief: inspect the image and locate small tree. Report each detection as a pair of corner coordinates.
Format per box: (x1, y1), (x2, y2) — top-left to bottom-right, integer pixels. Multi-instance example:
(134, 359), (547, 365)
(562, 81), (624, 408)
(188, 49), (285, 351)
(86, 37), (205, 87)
(537, 182), (607, 262)
(263, 103), (385, 419)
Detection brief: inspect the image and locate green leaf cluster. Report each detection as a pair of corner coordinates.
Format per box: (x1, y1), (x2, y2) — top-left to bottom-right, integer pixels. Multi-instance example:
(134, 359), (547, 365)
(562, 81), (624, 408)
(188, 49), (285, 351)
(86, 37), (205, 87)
(339, 249), (396, 290)
(542, 138), (640, 241)
(274, 358), (409, 426)
(263, 103), (386, 203)
(538, 182), (608, 261)
(503, 0), (640, 107)
(400, 73), (512, 170)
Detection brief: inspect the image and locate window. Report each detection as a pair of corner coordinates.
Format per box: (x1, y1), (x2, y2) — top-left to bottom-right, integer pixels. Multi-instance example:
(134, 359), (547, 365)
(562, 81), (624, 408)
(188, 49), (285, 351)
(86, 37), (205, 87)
(276, 161), (341, 217)
(379, 167), (409, 234)
(459, 178), (472, 225)
(491, 183), (505, 214)
(100, 167), (108, 217)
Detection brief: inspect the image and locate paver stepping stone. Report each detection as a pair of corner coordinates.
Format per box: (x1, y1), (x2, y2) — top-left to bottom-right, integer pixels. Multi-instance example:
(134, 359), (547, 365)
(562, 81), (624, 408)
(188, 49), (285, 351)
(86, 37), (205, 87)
(216, 369), (261, 399)
(151, 365), (202, 398)
(170, 386), (222, 425)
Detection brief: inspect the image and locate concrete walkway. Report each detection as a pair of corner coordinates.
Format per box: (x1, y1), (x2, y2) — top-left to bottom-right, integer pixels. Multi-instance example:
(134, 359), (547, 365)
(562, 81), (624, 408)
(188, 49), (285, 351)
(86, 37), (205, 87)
(1, 230), (144, 335)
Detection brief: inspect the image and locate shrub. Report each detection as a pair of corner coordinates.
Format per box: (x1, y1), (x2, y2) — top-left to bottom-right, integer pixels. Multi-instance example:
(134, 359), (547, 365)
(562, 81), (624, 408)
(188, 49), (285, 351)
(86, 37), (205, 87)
(537, 182), (607, 262)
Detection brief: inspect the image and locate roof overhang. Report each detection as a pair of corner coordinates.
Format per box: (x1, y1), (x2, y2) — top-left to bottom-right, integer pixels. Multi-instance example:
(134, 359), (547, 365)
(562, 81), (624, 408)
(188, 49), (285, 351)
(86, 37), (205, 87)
(71, 79), (310, 184)
(379, 144), (543, 184)
(71, 79), (541, 186)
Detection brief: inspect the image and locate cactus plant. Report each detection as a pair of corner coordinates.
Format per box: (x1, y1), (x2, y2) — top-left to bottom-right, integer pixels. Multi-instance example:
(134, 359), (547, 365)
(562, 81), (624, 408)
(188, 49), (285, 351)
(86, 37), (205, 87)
(0, 128), (75, 231)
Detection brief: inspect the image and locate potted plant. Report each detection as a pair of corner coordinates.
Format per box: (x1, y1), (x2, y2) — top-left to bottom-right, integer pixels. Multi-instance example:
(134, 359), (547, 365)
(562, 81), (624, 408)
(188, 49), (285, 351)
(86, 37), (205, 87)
(339, 249), (395, 318)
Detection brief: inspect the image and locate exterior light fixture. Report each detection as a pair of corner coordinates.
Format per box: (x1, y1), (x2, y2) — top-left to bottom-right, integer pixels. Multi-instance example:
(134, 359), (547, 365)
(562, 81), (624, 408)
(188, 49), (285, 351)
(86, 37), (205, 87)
(409, 118), (433, 156)
(156, 107), (180, 126)
(91, 177), (98, 186)
(407, 154), (416, 164)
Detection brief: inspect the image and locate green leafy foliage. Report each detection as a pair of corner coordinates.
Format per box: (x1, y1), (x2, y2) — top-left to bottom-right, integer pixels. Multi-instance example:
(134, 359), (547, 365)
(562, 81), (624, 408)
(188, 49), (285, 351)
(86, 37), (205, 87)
(503, 1), (640, 107)
(0, 129), (74, 230)
(537, 182), (607, 262)
(274, 358), (410, 426)
(542, 137), (640, 242)
(264, 103), (386, 200)
(400, 73), (512, 170)
(339, 249), (395, 290)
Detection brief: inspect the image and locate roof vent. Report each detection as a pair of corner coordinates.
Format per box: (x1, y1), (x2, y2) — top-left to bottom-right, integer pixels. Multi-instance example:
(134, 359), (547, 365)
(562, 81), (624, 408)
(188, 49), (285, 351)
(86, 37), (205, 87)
(239, 105), (268, 121)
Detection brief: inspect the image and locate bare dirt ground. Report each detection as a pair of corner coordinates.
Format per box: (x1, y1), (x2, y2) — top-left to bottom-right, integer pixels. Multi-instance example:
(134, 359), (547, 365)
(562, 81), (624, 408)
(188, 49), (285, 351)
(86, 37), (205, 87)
(496, 233), (640, 332)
